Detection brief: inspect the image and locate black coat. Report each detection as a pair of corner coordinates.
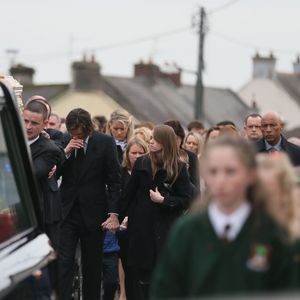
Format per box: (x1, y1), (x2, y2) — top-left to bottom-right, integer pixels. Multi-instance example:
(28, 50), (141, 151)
(30, 134), (64, 224)
(122, 155), (192, 270)
(256, 135), (300, 166)
(184, 149), (200, 190)
(59, 131), (121, 230)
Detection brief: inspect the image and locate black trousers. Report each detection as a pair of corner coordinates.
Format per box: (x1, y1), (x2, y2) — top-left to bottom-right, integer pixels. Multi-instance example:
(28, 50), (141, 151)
(58, 203), (104, 300)
(102, 252), (119, 300)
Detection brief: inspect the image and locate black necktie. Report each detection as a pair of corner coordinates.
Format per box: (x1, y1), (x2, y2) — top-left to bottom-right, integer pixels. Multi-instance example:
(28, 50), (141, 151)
(74, 147), (85, 174)
(221, 224), (231, 242)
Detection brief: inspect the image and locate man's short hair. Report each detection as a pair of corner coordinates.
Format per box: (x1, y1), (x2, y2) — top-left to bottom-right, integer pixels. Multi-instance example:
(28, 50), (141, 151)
(66, 108), (94, 136)
(50, 113), (61, 123)
(24, 100), (49, 120)
(244, 113), (262, 125)
(187, 120), (204, 131)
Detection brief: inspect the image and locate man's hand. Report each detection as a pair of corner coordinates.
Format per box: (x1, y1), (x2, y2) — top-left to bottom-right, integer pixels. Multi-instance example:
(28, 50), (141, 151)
(48, 165), (57, 178)
(41, 130), (50, 139)
(101, 214), (120, 234)
(149, 187), (164, 204)
(64, 138), (84, 156)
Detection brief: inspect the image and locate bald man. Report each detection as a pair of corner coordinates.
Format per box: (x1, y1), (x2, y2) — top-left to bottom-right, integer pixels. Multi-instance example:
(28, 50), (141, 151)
(256, 111), (300, 166)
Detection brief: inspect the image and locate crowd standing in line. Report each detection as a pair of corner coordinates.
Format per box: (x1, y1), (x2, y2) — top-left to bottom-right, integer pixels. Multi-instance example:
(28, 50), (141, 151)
(18, 94), (300, 300)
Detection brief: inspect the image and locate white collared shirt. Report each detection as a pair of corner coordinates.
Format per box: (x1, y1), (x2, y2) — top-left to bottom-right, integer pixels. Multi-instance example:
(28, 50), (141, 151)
(27, 135), (40, 146)
(208, 201), (251, 241)
(75, 136), (89, 156)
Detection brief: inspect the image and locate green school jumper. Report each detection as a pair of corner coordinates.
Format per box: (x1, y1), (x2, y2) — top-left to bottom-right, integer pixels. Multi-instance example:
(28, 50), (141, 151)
(150, 210), (293, 299)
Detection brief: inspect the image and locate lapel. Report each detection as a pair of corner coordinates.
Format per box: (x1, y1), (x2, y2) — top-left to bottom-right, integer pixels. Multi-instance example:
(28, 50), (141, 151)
(30, 135), (44, 158)
(256, 138), (267, 153)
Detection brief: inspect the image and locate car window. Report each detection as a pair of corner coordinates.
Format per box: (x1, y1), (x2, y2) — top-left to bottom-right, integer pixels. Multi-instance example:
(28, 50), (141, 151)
(0, 111), (31, 244)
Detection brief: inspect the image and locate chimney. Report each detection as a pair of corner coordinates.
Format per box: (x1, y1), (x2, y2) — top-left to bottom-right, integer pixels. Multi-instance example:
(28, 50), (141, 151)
(293, 55), (300, 74)
(134, 59), (160, 81)
(160, 62), (181, 87)
(252, 52), (276, 79)
(10, 64), (35, 86)
(71, 54), (101, 91)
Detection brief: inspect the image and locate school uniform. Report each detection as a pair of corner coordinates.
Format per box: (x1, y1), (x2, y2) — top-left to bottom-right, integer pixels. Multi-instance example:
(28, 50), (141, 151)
(150, 202), (293, 299)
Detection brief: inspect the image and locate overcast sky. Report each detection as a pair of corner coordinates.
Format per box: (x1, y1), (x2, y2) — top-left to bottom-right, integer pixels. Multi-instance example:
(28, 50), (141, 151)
(0, 0), (299, 90)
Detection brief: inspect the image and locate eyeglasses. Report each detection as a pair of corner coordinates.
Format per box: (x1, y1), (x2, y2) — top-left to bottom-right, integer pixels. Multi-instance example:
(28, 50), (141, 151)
(246, 125), (261, 129)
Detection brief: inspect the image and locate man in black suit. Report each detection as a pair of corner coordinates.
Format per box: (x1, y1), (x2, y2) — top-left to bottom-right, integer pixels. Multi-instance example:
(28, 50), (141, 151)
(58, 108), (121, 300)
(23, 100), (64, 241)
(256, 111), (300, 166)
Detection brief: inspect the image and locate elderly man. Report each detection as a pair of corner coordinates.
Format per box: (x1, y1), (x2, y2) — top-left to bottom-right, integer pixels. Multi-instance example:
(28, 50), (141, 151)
(256, 111), (300, 166)
(244, 113), (263, 142)
(47, 113), (61, 131)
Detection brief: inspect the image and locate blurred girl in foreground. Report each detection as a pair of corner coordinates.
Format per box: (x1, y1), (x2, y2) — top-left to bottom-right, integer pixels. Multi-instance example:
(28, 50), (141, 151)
(151, 137), (292, 299)
(257, 153), (300, 289)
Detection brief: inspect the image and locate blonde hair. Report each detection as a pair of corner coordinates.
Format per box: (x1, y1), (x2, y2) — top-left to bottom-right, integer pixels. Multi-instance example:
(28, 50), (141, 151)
(183, 131), (204, 157)
(133, 126), (152, 144)
(150, 125), (179, 184)
(256, 153), (300, 242)
(106, 109), (134, 140)
(122, 137), (149, 170)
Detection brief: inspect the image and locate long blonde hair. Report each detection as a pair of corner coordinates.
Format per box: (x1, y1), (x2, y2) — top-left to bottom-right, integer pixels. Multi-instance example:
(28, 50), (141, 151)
(106, 109), (134, 140)
(257, 153), (300, 242)
(150, 125), (179, 184)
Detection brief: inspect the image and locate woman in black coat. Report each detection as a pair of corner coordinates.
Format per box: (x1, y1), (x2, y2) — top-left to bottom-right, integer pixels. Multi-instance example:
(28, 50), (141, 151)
(122, 125), (192, 300)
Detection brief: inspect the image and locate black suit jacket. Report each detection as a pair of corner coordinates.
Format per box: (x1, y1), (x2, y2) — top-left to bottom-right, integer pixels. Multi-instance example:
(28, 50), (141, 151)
(30, 134), (64, 224)
(122, 155), (191, 269)
(256, 135), (300, 166)
(59, 131), (121, 230)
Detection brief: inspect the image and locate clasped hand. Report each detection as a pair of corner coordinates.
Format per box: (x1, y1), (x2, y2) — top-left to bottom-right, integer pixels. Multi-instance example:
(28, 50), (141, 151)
(149, 187), (164, 204)
(101, 214), (120, 234)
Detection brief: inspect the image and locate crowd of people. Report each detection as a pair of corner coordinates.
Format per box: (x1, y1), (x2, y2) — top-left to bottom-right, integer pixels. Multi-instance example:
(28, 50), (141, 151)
(20, 94), (300, 300)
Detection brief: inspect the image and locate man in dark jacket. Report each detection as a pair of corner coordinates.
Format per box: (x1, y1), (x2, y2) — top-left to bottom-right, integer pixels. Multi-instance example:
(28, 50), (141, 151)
(23, 100), (64, 242)
(256, 111), (300, 166)
(58, 108), (121, 300)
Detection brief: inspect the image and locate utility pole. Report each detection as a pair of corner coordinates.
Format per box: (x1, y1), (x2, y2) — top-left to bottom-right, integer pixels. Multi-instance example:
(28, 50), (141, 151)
(194, 7), (206, 120)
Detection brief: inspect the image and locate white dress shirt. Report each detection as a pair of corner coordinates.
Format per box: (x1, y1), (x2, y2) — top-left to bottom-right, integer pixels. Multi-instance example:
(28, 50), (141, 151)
(265, 137), (282, 152)
(208, 201), (251, 241)
(27, 135), (40, 146)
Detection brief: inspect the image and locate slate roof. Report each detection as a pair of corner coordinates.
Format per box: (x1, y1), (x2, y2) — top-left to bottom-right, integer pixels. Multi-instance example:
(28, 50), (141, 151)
(22, 84), (69, 103)
(20, 76), (250, 129)
(101, 76), (250, 128)
(277, 72), (300, 106)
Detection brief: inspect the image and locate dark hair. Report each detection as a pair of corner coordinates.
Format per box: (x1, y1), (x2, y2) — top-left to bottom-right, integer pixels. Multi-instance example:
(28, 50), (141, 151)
(93, 115), (107, 125)
(164, 120), (185, 147)
(244, 113), (262, 125)
(24, 100), (49, 121)
(187, 120), (204, 131)
(216, 120), (236, 127)
(205, 126), (221, 144)
(66, 108), (94, 137)
(26, 96), (51, 118)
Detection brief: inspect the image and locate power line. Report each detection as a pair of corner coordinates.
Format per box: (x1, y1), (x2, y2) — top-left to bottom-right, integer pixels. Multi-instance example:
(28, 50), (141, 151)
(210, 29), (297, 54)
(0, 26), (191, 63)
(207, 0), (241, 14)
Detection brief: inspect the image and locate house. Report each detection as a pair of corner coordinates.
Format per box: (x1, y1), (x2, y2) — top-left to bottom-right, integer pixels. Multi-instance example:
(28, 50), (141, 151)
(239, 52), (300, 133)
(10, 57), (251, 128)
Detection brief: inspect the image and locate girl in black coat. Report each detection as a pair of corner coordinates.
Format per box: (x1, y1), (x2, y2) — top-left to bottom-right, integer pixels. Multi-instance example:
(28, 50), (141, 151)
(122, 125), (192, 299)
